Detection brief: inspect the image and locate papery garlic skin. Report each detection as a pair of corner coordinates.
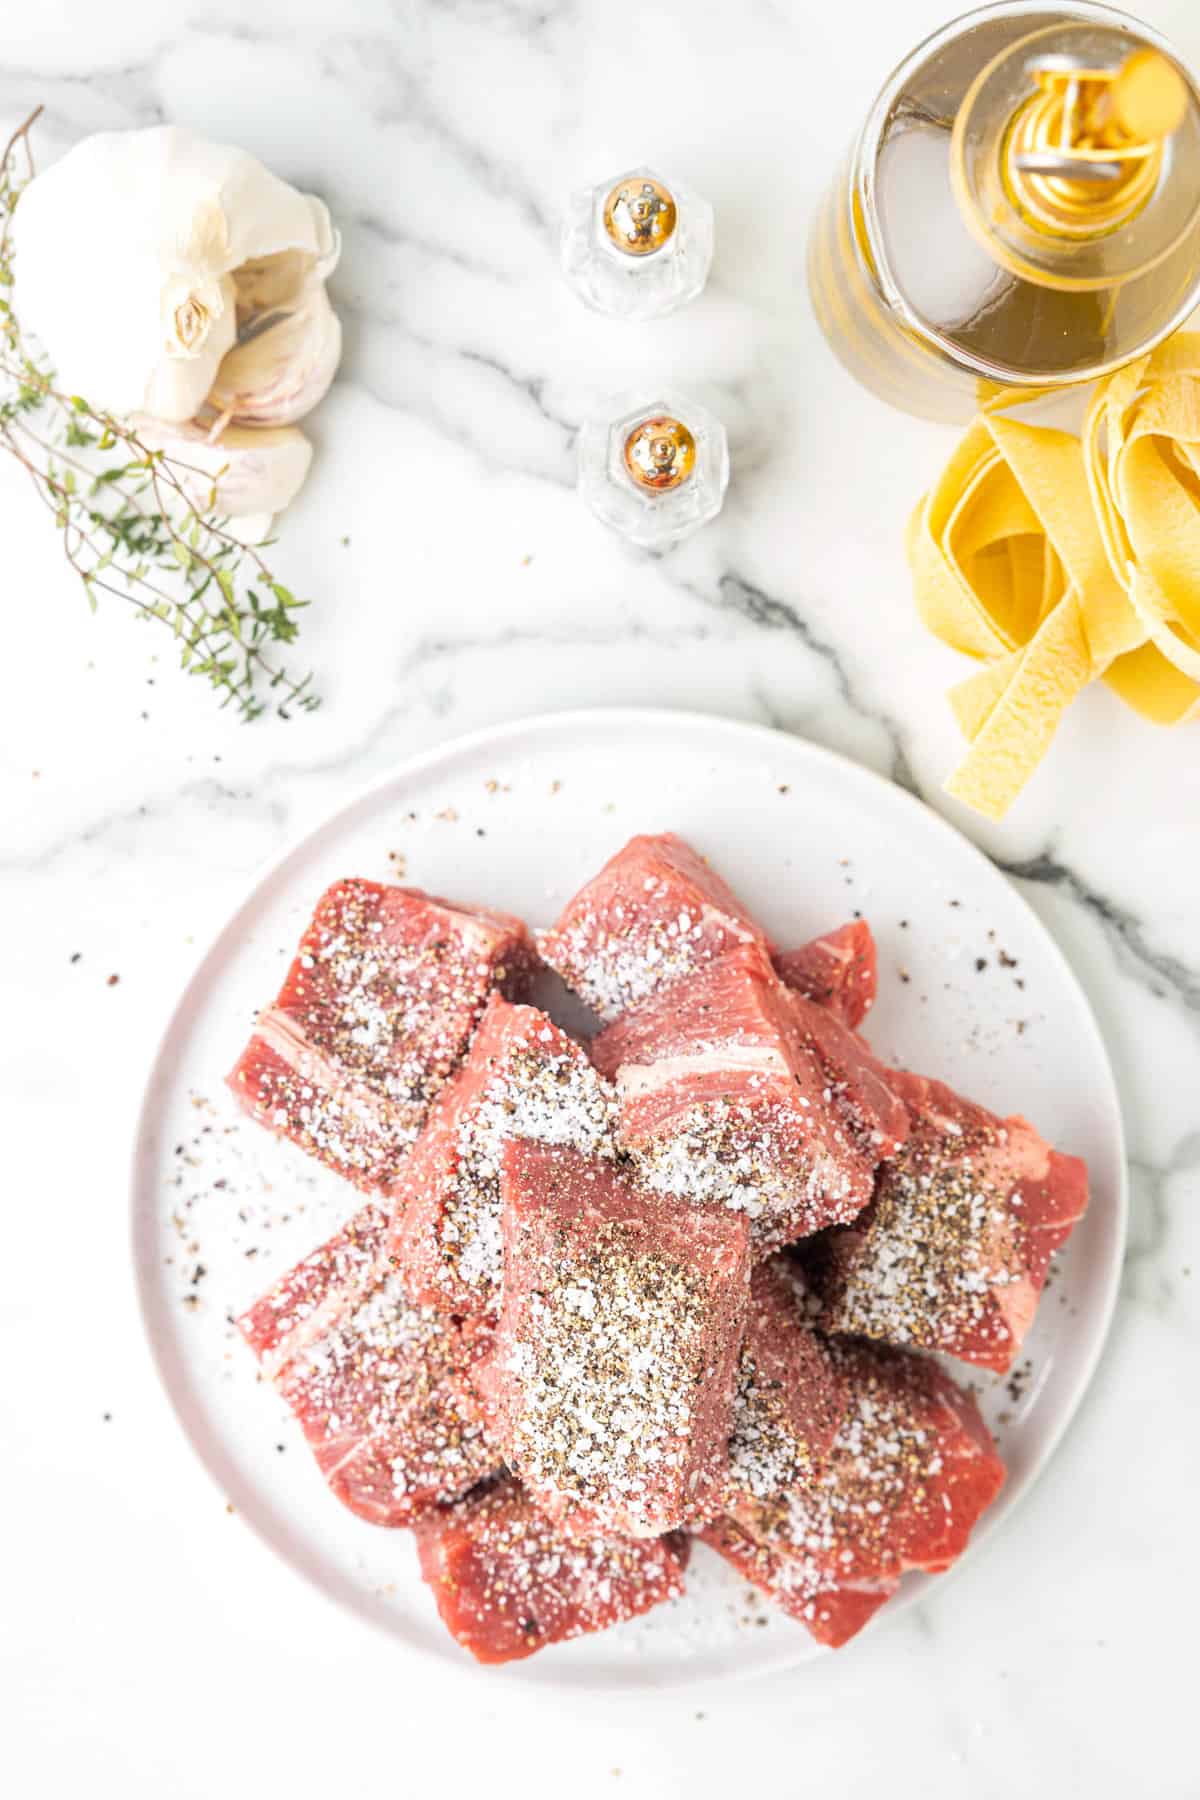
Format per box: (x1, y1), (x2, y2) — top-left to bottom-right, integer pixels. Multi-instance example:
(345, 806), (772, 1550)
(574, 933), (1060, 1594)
(207, 281), (342, 428)
(13, 126), (337, 424)
(132, 415), (313, 521)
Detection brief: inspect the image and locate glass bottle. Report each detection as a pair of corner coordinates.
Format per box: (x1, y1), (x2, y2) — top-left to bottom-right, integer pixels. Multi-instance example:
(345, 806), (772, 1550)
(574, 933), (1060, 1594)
(578, 392), (729, 548)
(809, 2), (1200, 421)
(561, 168), (714, 321)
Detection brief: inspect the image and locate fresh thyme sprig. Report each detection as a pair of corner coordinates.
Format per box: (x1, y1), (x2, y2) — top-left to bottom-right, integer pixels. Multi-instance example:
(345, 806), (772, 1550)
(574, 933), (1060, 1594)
(0, 108), (320, 720)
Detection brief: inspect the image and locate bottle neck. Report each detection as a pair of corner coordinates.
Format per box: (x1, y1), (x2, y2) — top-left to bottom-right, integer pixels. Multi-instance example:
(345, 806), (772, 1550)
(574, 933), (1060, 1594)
(1003, 59), (1167, 239)
(951, 19), (1200, 293)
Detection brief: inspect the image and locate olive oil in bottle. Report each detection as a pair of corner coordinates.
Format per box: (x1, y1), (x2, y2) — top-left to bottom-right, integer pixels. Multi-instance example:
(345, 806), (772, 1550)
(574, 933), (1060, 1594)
(809, 2), (1200, 421)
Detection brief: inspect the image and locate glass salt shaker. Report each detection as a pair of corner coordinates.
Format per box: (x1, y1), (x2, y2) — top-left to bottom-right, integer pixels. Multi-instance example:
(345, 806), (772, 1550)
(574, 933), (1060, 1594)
(561, 168), (714, 320)
(578, 392), (729, 549)
(809, 1), (1200, 422)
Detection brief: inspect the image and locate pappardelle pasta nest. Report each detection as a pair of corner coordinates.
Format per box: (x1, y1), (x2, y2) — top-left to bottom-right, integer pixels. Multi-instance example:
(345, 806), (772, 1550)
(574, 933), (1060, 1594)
(908, 333), (1200, 820)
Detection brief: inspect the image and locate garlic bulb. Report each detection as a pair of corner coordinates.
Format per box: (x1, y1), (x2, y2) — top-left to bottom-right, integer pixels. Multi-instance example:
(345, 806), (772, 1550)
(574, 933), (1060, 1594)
(206, 280), (342, 428)
(13, 126), (338, 425)
(132, 415), (313, 522)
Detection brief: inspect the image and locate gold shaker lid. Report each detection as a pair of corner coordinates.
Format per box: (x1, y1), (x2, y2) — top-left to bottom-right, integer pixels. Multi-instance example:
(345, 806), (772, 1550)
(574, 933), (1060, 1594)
(602, 176), (678, 257)
(623, 416), (696, 491)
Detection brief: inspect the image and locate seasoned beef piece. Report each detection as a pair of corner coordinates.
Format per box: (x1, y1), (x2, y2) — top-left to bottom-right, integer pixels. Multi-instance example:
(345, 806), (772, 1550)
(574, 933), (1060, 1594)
(776, 919), (877, 1029)
(476, 1141), (751, 1538)
(228, 879), (535, 1190)
(415, 1476), (689, 1665)
(592, 943), (907, 1250)
(818, 1071), (1089, 1373)
(785, 985), (910, 1165)
(537, 832), (771, 1023)
(724, 1260), (846, 1507)
(389, 994), (619, 1319)
(699, 1339), (1005, 1648)
(237, 1205), (496, 1527)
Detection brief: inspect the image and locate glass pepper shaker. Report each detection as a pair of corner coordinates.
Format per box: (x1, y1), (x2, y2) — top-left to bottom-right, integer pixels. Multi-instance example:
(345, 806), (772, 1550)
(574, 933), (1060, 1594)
(809, 2), (1200, 421)
(578, 392), (729, 548)
(561, 167), (714, 320)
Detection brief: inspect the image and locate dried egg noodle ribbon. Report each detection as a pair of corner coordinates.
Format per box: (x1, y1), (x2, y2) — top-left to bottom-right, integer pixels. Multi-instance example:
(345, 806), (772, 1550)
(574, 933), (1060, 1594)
(908, 405), (1200, 820)
(1084, 333), (1200, 691)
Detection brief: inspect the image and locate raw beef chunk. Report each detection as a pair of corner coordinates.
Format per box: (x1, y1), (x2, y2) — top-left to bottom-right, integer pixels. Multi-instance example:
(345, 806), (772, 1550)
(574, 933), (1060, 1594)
(700, 1340), (1005, 1648)
(389, 994), (620, 1319)
(725, 1260), (846, 1507)
(592, 943), (908, 1250)
(476, 1142), (751, 1538)
(786, 986), (910, 1165)
(415, 1477), (690, 1664)
(227, 880), (535, 1190)
(537, 832), (772, 1023)
(818, 1071), (1089, 1373)
(776, 919), (877, 1029)
(237, 1206), (496, 1527)
(238, 1201), (388, 1374)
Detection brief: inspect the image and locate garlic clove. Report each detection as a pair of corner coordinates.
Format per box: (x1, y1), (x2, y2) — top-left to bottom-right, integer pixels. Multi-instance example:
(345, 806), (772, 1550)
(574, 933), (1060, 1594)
(131, 414), (313, 520)
(234, 248), (321, 318)
(206, 143), (336, 277)
(205, 279), (342, 428)
(231, 231), (340, 319)
(13, 126), (337, 423)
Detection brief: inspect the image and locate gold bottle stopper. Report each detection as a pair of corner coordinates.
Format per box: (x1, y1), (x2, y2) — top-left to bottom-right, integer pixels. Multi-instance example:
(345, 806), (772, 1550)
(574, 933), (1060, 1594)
(1006, 47), (1188, 236)
(602, 176), (678, 257)
(623, 415), (696, 491)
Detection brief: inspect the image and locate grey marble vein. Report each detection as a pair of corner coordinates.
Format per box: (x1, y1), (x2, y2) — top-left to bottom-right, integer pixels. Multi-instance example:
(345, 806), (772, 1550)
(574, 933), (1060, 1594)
(458, 345), (577, 439)
(997, 849), (1200, 1017)
(0, 781), (290, 876)
(1125, 1135), (1200, 1271)
(698, 570), (920, 792)
(342, 207), (520, 283)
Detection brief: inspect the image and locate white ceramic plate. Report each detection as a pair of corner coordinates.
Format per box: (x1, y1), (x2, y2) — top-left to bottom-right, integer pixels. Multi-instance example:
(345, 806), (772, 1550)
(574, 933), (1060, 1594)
(132, 709), (1127, 1688)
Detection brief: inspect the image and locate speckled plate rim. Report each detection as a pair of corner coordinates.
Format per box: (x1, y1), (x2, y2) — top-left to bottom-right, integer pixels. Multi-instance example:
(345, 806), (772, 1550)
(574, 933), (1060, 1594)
(130, 706), (1129, 1692)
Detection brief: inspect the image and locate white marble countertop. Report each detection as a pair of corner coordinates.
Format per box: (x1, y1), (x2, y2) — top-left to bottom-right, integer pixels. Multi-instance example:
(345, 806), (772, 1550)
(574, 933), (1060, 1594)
(4, 1), (1198, 1794)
